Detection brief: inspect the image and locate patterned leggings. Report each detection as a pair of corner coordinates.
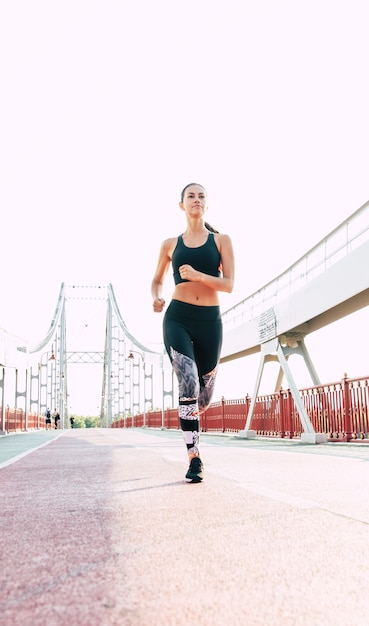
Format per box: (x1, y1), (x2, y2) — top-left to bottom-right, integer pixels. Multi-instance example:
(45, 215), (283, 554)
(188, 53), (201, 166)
(163, 300), (223, 455)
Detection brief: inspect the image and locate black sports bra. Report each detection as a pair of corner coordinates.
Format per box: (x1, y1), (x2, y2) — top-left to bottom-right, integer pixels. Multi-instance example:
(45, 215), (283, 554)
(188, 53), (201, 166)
(172, 233), (221, 285)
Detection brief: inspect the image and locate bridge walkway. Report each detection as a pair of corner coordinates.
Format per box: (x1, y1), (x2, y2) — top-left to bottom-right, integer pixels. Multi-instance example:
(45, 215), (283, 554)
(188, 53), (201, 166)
(1, 429), (369, 626)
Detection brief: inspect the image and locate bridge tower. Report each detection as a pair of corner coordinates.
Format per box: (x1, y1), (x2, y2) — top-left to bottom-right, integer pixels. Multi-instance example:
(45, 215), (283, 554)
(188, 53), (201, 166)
(16, 284), (168, 427)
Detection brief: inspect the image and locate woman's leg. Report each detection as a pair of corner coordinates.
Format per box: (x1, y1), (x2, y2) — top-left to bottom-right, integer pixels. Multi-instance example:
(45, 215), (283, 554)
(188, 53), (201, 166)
(198, 366), (219, 413)
(163, 301), (222, 482)
(163, 303), (202, 480)
(170, 348), (201, 458)
(170, 347), (204, 483)
(196, 312), (223, 413)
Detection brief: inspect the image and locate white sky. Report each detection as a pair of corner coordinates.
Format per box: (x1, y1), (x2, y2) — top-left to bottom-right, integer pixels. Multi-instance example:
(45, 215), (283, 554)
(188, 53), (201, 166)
(1, 1), (369, 413)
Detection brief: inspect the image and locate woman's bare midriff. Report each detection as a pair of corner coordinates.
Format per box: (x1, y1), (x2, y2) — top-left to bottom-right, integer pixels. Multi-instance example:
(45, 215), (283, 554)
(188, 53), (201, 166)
(172, 283), (219, 306)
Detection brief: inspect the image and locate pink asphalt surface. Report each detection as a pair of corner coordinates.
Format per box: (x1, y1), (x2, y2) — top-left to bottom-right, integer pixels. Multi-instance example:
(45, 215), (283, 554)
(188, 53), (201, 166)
(1, 428), (369, 626)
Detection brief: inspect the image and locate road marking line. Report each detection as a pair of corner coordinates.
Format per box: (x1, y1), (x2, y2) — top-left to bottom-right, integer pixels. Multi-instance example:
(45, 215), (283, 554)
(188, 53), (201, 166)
(0, 433), (65, 470)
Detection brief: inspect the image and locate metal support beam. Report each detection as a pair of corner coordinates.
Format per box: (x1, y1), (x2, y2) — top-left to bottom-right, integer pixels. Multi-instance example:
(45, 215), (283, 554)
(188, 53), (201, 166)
(239, 338), (327, 443)
(274, 336), (321, 390)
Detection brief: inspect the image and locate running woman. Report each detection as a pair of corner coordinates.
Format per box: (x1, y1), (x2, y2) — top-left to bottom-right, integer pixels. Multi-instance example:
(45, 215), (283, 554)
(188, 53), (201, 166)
(151, 183), (235, 482)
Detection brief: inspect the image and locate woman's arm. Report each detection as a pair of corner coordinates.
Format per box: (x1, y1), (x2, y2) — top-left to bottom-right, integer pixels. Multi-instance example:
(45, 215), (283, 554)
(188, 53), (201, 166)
(151, 238), (174, 312)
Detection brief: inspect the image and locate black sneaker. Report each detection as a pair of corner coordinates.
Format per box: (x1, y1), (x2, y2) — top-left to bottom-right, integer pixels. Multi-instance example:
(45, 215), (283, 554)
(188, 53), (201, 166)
(185, 457), (204, 483)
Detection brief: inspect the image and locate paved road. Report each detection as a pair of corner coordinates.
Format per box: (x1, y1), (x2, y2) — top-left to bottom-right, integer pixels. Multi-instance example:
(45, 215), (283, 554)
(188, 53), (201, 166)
(1, 429), (369, 626)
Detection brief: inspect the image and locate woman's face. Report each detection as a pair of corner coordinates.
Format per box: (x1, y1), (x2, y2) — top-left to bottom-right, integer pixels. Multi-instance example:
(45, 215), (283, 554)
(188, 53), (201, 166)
(179, 184), (208, 218)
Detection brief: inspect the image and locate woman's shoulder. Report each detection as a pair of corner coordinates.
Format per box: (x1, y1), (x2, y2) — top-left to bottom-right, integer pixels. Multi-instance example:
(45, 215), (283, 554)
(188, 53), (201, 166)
(162, 235), (179, 247)
(214, 232), (232, 245)
(214, 232), (234, 255)
(161, 235), (179, 257)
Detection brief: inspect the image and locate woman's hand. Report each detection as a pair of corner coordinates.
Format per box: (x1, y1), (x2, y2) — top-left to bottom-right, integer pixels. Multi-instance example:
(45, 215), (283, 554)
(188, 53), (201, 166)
(153, 297), (166, 313)
(179, 264), (199, 282)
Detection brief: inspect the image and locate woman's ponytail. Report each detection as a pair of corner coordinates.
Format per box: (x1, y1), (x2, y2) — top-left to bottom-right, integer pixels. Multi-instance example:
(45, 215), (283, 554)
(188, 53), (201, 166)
(205, 222), (219, 234)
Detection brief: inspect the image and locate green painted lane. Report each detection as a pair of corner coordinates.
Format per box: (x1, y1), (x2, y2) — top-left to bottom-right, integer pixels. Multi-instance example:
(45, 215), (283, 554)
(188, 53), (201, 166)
(0, 431), (64, 468)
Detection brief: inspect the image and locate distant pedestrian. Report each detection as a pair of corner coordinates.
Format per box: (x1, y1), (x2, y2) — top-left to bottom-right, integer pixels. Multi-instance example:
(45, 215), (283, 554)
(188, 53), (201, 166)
(70, 416), (75, 428)
(53, 410), (60, 429)
(45, 408), (51, 430)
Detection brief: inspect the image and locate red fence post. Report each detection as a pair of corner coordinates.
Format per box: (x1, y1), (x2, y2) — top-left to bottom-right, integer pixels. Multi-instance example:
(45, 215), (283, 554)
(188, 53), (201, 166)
(342, 373), (353, 441)
(245, 395), (250, 431)
(202, 407), (207, 432)
(221, 396), (225, 433)
(279, 389), (285, 437)
(244, 395), (249, 416)
(287, 389), (294, 438)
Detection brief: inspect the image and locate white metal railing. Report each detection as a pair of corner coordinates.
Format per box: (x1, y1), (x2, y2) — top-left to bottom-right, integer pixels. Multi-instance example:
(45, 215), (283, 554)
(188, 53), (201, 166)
(0, 327), (29, 367)
(222, 199), (369, 333)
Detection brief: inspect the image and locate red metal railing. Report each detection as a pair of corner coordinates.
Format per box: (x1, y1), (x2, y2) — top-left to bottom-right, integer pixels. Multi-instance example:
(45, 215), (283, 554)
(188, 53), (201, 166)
(112, 375), (369, 441)
(0, 408), (46, 433)
(2, 375), (369, 441)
